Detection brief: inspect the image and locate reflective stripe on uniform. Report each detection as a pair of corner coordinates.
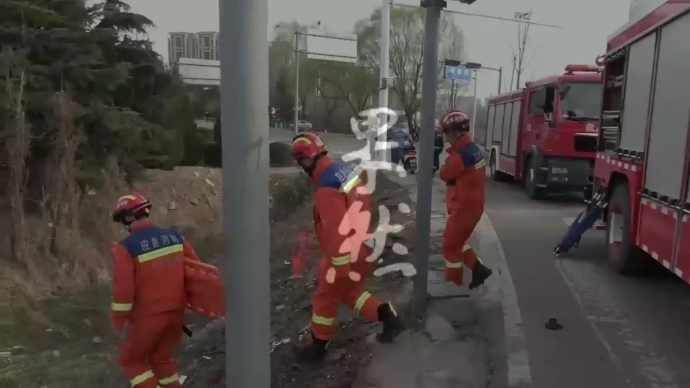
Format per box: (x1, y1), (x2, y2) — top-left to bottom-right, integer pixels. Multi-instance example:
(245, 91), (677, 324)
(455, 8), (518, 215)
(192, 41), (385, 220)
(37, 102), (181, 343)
(159, 374), (180, 385)
(138, 244), (184, 263)
(388, 302), (398, 317)
(342, 175), (362, 193)
(312, 314), (335, 326)
(131, 370), (155, 386)
(354, 292), (372, 315)
(445, 260), (463, 268)
(474, 160), (486, 169)
(331, 255), (350, 266)
(111, 302), (133, 312)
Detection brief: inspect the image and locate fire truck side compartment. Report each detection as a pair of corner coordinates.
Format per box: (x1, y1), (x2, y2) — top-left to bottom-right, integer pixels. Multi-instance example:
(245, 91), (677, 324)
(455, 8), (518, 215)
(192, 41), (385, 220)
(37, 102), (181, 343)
(501, 102), (513, 155)
(493, 104), (505, 144)
(620, 33), (656, 154)
(508, 100), (521, 157)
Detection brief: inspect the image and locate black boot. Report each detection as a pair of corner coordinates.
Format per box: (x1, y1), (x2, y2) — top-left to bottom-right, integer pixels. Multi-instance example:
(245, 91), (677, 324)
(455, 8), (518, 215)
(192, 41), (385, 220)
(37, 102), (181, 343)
(294, 333), (329, 363)
(469, 261), (493, 290)
(376, 303), (405, 343)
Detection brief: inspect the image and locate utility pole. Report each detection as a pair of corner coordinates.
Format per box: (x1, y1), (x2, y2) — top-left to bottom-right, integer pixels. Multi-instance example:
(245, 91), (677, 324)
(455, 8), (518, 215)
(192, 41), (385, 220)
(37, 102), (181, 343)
(219, 0), (270, 387)
(293, 32), (301, 136)
(412, 0), (444, 321)
(497, 66), (502, 94)
(470, 70), (478, 139)
(378, 0), (392, 162)
(451, 79), (456, 109)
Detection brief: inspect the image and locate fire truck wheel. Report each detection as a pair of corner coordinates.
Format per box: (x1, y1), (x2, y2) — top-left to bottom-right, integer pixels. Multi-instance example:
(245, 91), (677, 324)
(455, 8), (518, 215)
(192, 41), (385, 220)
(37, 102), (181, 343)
(524, 157), (543, 200)
(606, 182), (645, 274)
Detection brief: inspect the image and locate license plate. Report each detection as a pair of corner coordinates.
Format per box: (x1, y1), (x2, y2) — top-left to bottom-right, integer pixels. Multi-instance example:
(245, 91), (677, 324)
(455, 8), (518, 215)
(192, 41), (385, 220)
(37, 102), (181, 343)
(552, 167), (567, 174)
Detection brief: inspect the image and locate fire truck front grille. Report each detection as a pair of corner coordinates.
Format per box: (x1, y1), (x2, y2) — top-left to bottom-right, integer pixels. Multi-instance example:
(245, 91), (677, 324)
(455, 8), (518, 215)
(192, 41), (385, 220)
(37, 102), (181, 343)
(574, 134), (597, 153)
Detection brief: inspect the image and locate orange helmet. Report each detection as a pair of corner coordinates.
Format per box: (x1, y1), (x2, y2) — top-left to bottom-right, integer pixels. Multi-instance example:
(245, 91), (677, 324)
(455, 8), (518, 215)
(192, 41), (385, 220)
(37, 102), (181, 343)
(112, 192), (152, 224)
(440, 110), (470, 133)
(291, 132), (327, 163)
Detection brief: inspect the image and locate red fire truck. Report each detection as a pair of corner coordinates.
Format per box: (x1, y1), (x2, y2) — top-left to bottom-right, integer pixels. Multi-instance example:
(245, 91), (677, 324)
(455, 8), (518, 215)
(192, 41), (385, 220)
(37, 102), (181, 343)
(479, 66), (602, 200)
(592, 0), (690, 276)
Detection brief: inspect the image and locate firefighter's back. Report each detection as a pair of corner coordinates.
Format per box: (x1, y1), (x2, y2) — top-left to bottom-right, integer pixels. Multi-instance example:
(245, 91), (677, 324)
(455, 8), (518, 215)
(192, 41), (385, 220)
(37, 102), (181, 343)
(120, 225), (186, 315)
(454, 139), (487, 211)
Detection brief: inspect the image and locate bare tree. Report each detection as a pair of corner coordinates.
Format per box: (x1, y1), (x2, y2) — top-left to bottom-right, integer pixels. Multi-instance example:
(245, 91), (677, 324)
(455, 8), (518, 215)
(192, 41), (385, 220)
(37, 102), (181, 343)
(311, 62), (343, 130)
(356, 8), (466, 129)
(439, 17), (468, 109)
(2, 50), (30, 263)
(46, 93), (85, 257)
(320, 63), (376, 116)
(511, 22), (532, 90)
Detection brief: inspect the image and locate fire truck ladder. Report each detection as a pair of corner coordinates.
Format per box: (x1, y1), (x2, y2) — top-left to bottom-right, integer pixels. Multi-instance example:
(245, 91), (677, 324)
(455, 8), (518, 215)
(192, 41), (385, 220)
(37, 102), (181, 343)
(553, 187), (608, 256)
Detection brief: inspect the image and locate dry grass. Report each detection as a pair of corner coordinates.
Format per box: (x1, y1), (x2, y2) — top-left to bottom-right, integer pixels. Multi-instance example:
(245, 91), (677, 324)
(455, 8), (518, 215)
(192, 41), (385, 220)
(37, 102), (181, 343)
(0, 156), (417, 388)
(0, 169), (315, 388)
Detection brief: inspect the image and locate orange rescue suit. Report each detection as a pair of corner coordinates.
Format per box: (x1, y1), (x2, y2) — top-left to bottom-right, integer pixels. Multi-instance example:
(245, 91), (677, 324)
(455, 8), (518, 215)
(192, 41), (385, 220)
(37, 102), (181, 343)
(439, 134), (486, 287)
(110, 220), (200, 388)
(309, 156), (383, 341)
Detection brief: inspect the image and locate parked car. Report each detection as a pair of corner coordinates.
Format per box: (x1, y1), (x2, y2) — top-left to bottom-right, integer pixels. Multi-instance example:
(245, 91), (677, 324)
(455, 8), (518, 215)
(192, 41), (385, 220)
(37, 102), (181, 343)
(290, 120), (312, 132)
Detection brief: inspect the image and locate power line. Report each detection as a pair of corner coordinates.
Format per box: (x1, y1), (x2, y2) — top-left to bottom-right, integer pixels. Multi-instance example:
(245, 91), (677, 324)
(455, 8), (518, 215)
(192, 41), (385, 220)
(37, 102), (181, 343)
(396, 4), (564, 29)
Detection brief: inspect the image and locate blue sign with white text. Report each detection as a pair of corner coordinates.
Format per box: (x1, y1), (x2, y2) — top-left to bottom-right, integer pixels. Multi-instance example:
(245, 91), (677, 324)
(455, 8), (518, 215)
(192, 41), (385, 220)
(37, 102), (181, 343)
(444, 65), (473, 82)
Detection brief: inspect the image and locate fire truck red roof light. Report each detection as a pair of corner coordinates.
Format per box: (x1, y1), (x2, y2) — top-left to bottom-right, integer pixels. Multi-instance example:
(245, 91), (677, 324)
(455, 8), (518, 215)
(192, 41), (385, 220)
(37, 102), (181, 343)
(564, 64), (603, 73)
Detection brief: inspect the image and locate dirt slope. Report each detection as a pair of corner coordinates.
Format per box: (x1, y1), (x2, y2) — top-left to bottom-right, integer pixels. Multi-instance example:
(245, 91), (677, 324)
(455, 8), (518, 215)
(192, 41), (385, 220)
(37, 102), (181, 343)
(0, 167), (416, 388)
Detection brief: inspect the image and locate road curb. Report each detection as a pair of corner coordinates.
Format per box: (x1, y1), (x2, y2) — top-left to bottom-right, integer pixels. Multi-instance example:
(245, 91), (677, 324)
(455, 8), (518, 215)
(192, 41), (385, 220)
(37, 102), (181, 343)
(474, 213), (533, 388)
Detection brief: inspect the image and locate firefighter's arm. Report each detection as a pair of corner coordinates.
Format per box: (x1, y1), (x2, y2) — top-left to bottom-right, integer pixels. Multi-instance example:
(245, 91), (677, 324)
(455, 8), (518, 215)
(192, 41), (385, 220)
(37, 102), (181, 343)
(439, 151), (465, 183)
(182, 239), (202, 262)
(110, 243), (135, 330)
(314, 188), (353, 279)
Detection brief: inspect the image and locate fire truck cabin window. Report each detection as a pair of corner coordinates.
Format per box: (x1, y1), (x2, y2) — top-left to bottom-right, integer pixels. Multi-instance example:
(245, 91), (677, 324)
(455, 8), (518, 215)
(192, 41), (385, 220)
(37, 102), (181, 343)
(559, 82), (602, 121)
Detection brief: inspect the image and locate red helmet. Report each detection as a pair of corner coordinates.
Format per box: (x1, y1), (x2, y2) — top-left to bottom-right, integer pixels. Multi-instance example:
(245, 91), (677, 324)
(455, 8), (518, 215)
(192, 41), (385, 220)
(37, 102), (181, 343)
(291, 132), (327, 162)
(112, 192), (152, 224)
(440, 110), (470, 133)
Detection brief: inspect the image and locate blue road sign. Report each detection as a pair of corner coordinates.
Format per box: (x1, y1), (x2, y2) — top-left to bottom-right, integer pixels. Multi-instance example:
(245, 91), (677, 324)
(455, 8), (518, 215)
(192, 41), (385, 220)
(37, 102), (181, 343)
(444, 65), (473, 82)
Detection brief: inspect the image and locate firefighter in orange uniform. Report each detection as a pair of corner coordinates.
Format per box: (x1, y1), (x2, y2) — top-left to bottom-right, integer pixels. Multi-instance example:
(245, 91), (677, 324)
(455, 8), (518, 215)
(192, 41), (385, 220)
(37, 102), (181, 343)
(291, 132), (405, 362)
(438, 110), (493, 289)
(110, 193), (201, 388)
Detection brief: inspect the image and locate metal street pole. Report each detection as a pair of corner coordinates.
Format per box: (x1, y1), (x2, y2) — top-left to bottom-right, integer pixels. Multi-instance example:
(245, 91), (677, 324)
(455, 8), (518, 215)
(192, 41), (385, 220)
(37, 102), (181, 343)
(451, 79), (456, 109)
(412, 0), (443, 321)
(293, 32), (300, 136)
(498, 66), (502, 95)
(378, 0), (392, 162)
(471, 70), (478, 139)
(219, 0), (270, 386)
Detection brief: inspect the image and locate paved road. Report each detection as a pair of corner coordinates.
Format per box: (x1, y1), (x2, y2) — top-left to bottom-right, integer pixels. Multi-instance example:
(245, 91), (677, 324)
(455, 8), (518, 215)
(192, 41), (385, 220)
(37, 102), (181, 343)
(485, 180), (690, 388)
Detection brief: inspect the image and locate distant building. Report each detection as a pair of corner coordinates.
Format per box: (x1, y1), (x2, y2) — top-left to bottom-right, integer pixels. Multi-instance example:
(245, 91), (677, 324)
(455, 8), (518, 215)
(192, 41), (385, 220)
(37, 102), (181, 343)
(168, 32), (220, 66)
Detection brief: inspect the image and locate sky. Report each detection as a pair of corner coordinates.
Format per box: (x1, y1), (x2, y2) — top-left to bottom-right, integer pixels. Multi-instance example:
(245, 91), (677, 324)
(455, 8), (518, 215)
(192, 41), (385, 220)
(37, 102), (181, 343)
(128, 0), (632, 99)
